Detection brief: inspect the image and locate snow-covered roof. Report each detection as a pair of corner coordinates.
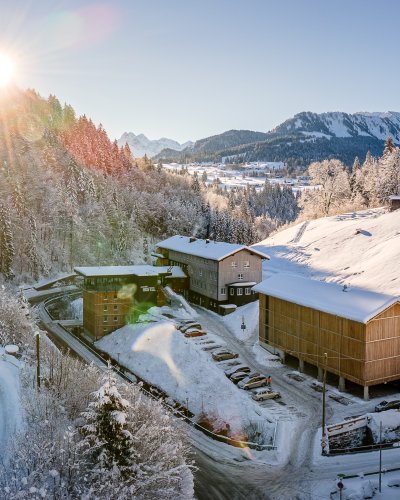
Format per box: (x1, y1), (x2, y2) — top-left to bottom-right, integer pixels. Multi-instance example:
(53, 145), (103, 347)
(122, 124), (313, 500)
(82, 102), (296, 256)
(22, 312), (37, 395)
(156, 235), (269, 261)
(253, 274), (399, 323)
(74, 265), (184, 278)
(157, 266), (187, 278)
(388, 195), (400, 200)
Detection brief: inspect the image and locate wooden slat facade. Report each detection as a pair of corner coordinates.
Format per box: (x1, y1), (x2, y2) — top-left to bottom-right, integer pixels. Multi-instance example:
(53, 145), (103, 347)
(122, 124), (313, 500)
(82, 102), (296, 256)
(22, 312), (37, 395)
(259, 294), (400, 387)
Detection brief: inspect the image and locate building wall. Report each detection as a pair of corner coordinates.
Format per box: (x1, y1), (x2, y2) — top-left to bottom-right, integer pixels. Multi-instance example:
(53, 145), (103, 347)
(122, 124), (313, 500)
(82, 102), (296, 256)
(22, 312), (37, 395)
(259, 294), (400, 387)
(162, 248), (220, 300)
(365, 303), (400, 384)
(218, 250), (262, 302)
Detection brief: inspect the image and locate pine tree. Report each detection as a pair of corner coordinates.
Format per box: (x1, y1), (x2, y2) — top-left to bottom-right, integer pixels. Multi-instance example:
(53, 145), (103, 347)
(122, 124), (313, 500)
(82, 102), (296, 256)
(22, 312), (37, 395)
(80, 368), (136, 479)
(0, 203), (14, 280)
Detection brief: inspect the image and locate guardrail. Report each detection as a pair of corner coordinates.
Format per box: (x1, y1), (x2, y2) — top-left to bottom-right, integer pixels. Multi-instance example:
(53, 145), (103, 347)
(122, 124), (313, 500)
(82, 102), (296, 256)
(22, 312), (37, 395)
(41, 292), (278, 451)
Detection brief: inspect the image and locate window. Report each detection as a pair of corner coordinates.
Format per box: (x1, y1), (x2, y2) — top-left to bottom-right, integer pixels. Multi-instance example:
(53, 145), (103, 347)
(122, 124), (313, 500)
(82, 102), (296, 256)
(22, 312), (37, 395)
(237, 288), (243, 296)
(114, 294), (118, 299)
(245, 288), (251, 295)
(238, 273), (243, 280)
(103, 296), (108, 302)
(230, 288), (234, 296)
(103, 327), (108, 333)
(114, 305), (118, 310)
(220, 287), (226, 295)
(103, 306), (108, 312)
(231, 261), (237, 268)
(114, 316), (118, 322)
(103, 317), (108, 323)
(199, 270), (203, 277)
(244, 261), (250, 268)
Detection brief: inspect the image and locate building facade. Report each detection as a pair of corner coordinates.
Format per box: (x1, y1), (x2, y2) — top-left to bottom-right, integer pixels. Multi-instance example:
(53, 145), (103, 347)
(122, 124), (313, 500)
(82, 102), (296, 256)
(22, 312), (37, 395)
(254, 274), (400, 400)
(155, 236), (268, 313)
(75, 265), (187, 339)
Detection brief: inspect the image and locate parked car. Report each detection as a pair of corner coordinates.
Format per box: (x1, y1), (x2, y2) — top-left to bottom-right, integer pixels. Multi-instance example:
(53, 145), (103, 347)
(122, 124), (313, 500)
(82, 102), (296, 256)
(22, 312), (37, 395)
(212, 350), (239, 362)
(375, 400), (400, 412)
(179, 323), (202, 333)
(238, 374), (268, 390)
(252, 388), (280, 401)
(225, 365), (251, 377)
(184, 330), (206, 338)
(230, 371), (249, 384)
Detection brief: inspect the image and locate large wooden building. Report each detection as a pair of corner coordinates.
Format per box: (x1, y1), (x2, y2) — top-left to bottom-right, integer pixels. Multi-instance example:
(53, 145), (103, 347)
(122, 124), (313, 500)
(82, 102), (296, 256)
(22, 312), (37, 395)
(155, 236), (269, 313)
(75, 265), (188, 339)
(254, 274), (400, 399)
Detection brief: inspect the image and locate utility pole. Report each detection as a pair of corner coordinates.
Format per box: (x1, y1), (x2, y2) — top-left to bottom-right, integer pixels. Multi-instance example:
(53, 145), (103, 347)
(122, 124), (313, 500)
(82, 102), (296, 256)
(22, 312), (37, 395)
(379, 420), (383, 493)
(321, 352), (328, 454)
(35, 332), (41, 389)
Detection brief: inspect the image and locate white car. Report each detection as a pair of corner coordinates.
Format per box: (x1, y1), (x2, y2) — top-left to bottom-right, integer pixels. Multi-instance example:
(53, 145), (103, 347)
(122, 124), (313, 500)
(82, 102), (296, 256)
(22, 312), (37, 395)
(251, 388), (280, 401)
(238, 374), (268, 390)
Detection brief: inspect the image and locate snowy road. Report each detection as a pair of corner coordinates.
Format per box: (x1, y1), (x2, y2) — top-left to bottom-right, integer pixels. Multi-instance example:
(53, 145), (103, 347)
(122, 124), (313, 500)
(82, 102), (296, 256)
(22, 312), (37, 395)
(0, 354), (21, 462)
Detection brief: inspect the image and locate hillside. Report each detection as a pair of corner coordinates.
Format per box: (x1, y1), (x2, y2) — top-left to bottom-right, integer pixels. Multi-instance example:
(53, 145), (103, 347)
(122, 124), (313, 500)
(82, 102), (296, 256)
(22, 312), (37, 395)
(252, 208), (400, 295)
(118, 132), (193, 158)
(155, 111), (400, 166)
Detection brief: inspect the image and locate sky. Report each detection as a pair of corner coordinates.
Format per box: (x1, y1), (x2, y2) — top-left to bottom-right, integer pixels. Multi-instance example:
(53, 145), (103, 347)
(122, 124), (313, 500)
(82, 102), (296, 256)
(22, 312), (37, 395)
(0, 0), (399, 143)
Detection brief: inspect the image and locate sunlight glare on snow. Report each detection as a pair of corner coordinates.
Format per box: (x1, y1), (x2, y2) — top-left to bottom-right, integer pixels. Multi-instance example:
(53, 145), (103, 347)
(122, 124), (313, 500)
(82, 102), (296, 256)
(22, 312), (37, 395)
(131, 323), (182, 383)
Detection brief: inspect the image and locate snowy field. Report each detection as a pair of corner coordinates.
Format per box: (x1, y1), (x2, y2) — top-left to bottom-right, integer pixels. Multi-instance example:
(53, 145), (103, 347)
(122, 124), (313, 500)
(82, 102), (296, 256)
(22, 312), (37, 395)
(96, 314), (278, 446)
(253, 207), (400, 295)
(162, 162), (311, 193)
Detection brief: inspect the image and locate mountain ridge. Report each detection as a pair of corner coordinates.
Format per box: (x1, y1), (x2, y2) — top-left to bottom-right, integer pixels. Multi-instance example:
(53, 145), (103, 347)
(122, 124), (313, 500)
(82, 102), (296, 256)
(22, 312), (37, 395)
(117, 132), (193, 158)
(154, 111), (400, 166)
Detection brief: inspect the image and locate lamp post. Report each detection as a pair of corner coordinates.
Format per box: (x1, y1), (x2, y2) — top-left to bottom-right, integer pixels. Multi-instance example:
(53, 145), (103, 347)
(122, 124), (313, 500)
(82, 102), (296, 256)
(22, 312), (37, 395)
(379, 420), (383, 493)
(321, 352), (328, 455)
(35, 331), (41, 389)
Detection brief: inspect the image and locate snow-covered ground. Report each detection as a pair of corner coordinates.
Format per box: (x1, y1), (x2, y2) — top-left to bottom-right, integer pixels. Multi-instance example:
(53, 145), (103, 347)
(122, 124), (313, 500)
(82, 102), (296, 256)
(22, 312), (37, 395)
(96, 314), (278, 447)
(162, 162), (311, 193)
(0, 348), (21, 461)
(253, 207), (400, 295)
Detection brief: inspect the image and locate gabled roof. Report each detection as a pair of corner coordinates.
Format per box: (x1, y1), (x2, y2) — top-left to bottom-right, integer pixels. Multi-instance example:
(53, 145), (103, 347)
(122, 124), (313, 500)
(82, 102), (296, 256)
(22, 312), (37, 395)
(156, 235), (269, 262)
(253, 274), (399, 324)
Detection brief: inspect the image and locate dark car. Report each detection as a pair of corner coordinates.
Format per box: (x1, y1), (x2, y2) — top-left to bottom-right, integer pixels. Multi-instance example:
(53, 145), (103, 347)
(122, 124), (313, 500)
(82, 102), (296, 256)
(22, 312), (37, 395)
(230, 371), (249, 384)
(375, 400), (400, 412)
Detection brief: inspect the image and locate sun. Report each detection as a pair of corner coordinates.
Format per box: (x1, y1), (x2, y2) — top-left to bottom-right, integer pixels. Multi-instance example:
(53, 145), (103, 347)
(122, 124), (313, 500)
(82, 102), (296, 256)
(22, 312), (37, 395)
(0, 54), (15, 87)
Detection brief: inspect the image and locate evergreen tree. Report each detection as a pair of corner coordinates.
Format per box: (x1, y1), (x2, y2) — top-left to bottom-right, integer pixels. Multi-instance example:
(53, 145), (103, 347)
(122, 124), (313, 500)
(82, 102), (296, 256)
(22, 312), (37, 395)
(0, 203), (14, 280)
(80, 368), (136, 479)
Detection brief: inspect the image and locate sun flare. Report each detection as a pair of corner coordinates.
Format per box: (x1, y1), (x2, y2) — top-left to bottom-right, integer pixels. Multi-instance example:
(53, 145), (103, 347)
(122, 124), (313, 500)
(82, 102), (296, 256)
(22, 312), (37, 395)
(0, 54), (15, 87)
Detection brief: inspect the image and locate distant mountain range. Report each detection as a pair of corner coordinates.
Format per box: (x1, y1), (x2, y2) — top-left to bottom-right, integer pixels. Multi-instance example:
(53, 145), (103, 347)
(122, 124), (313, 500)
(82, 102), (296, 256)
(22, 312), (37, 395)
(152, 111), (400, 166)
(117, 132), (193, 159)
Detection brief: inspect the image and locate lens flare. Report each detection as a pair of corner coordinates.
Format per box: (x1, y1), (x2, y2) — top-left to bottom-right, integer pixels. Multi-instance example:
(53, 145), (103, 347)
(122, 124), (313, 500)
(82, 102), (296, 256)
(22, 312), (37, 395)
(0, 54), (15, 87)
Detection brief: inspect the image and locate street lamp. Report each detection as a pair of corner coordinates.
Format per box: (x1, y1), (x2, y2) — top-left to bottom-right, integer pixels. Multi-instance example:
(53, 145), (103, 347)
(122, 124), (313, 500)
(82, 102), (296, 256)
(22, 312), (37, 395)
(321, 352), (328, 455)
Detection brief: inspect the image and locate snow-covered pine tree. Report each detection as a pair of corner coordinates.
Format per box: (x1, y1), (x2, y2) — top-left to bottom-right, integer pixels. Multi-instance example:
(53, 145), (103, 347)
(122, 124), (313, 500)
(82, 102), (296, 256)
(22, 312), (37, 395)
(80, 367), (136, 480)
(0, 202), (15, 280)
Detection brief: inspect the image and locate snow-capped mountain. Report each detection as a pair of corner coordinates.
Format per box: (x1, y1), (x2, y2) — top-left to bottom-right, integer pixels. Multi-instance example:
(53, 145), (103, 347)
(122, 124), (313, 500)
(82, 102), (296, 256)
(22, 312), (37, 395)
(273, 111), (400, 143)
(118, 132), (193, 158)
(155, 111), (400, 166)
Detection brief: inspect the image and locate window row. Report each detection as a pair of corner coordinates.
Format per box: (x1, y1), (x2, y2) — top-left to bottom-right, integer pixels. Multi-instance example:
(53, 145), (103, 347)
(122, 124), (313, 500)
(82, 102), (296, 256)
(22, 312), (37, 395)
(231, 261), (250, 268)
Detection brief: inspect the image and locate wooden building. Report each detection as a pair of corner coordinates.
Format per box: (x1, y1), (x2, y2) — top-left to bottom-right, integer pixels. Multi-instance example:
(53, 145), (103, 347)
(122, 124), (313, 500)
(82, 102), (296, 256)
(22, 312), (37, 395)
(75, 265), (188, 339)
(155, 236), (269, 313)
(388, 195), (400, 212)
(254, 274), (400, 399)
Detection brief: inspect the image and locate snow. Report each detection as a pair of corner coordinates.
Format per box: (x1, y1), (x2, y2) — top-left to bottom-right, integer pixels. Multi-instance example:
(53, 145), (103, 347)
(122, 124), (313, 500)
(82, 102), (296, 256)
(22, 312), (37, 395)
(253, 273), (398, 323)
(220, 301), (259, 342)
(157, 235), (269, 261)
(252, 208), (400, 296)
(75, 264), (170, 277)
(369, 410), (400, 442)
(96, 318), (277, 444)
(0, 349), (21, 461)
(70, 297), (83, 320)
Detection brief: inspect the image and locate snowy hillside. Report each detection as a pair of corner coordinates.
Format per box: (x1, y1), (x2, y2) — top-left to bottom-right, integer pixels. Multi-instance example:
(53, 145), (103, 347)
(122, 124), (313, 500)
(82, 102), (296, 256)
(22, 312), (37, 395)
(118, 132), (193, 158)
(273, 111), (400, 144)
(252, 208), (400, 295)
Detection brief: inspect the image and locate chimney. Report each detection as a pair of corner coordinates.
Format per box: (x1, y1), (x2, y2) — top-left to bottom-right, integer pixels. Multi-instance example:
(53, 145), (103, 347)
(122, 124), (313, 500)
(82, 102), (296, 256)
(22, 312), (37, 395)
(205, 239), (210, 244)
